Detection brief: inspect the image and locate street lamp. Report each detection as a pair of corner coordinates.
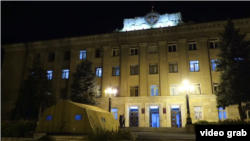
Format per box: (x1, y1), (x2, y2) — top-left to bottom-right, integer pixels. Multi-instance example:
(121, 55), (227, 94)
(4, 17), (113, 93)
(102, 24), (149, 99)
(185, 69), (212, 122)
(105, 85), (117, 112)
(179, 80), (194, 125)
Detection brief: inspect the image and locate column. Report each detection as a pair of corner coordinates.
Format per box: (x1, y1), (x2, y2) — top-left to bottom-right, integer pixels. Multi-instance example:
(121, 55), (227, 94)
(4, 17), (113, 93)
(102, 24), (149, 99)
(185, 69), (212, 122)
(102, 46), (111, 98)
(198, 37), (212, 94)
(86, 48), (94, 62)
(120, 45), (129, 97)
(158, 41), (168, 96)
(139, 43), (148, 96)
(52, 51), (62, 99)
(67, 49), (78, 99)
(178, 39), (188, 81)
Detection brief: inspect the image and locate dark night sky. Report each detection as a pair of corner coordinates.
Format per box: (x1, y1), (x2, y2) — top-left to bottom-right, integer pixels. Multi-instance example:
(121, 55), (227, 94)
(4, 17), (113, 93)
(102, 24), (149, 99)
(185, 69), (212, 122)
(2, 1), (250, 45)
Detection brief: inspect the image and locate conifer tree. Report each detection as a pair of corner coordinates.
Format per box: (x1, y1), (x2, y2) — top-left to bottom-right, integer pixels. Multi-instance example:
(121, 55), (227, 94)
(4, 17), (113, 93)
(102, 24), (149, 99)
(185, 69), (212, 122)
(71, 59), (100, 105)
(215, 19), (250, 120)
(10, 56), (56, 121)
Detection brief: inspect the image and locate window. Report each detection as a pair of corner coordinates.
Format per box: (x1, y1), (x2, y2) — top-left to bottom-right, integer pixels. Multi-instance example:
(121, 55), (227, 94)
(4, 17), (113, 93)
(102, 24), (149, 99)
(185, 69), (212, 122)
(130, 86), (138, 97)
(211, 59), (217, 71)
(47, 70), (53, 80)
(96, 68), (102, 77)
(95, 49), (103, 58)
(193, 84), (201, 94)
(190, 61), (199, 72)
(209, 39), (219, 49)
(75, 115), (82, 120)
(148, 45), (157, 54)
(79, 50), (87, 60)
(194, 107), (202, 119)
(169, 62), (178, 73)
(168, 42), (177, 52)
(213, 83), (218, 94)
(112, 47), (120, 56)
(111, 108), (118, 120)
(150, 85), (159, 96)
(112, 86), (119, 96)
(62, 69), (69, 79)
(188, 41), (197, 50)
(60, 89), (67, 99)
(63, 51), (70, 61)
(149, 64), (158, 74)
(218, 107), (227, 120)
(234, 58), (244, 61)
(48, 53), (55, 62)
(46, 115), (52, 121)
(101, 118), (106, 123)
(170, 84), (179, 95)
(130, 65), (138, 75)
(112, 66), (120, 76)
(130, 46), (138, 55)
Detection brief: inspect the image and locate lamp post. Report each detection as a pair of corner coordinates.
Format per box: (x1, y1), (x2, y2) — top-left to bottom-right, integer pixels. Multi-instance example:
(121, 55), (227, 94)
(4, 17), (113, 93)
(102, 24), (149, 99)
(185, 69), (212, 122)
(179, 80), (194, 125)
(105, 85), (117, 112)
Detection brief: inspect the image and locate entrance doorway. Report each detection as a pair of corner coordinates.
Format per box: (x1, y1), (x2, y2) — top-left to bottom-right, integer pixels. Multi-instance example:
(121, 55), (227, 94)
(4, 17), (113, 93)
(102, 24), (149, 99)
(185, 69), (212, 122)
(129, 106), (138, 127)
(171, 106), (182, 127)
(150, 106), (159, 127)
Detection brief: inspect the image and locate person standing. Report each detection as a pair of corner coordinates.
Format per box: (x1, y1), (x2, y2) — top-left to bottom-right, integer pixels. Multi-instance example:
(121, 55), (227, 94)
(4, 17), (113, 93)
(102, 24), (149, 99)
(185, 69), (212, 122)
(122, 114), (125, 128)
(119, 115), (123, 128)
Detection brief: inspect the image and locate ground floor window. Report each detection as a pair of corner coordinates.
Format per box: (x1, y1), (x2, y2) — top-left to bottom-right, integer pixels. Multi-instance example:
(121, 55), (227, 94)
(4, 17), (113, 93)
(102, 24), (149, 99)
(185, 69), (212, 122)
(218, 107), (227, 120)
(111, 108), (118, 120)
(194, 106), (202, 119)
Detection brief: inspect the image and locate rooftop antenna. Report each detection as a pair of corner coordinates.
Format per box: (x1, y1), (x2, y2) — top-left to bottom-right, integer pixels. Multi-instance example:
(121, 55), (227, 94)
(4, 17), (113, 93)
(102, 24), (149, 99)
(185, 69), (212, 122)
(151, 2), (154, 12)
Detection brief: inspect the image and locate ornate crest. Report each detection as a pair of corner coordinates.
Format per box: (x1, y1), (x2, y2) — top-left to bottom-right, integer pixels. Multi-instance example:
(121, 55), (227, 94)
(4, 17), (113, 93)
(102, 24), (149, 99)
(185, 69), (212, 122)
(145, 12), (159, 25)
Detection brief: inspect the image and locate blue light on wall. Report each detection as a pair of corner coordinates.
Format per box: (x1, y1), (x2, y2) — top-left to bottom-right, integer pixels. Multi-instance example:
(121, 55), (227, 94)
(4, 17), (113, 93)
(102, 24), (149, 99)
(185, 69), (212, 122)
(46, 115), (52, 121)
(75, 115), (82, 120)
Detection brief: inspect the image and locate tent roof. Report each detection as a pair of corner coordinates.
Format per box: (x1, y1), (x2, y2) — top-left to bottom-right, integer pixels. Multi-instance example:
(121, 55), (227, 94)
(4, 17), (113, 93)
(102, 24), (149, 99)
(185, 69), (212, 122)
(66, 100), (110, 113)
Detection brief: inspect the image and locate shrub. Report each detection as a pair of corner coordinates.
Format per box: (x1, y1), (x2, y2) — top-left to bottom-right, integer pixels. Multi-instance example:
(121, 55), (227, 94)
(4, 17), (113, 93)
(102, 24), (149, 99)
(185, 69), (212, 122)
(218, 119), (250, 125)
(1, 122), (37, 137)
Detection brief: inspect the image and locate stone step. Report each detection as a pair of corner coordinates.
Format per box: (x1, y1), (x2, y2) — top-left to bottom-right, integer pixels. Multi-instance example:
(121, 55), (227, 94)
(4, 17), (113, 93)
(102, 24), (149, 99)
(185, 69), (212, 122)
(119, 127), (186, 133)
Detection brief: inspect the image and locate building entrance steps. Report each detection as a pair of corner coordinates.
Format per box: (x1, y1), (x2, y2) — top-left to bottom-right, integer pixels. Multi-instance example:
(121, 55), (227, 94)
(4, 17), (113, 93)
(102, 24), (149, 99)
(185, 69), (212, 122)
(119, 127), (186, 133)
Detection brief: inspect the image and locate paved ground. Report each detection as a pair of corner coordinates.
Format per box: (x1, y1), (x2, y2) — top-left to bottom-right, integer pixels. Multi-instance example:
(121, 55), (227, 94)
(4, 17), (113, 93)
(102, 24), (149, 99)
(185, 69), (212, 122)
(131, 132), (196, 141)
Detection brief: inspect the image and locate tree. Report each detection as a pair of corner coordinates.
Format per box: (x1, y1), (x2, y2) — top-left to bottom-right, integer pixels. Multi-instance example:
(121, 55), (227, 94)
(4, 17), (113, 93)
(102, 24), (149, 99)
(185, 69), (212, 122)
(10, 56), (56, 121)
(71, 59), (100, 105)
(215, 19), (250, 120)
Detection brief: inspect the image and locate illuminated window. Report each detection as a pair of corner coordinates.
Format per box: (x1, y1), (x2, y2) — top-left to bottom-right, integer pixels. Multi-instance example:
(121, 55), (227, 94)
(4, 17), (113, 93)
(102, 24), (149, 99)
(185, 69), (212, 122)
(47, 70), (53, 80)
(170, 84), (179, 95)
(168, 42), (177, 52)
(213, 83), (218, 94)
(190, 61), (199, 72)
(193, 84), (201, 94)
(130, 46), (138, 55)
(48, 53), (55, 62)
(130, 86), (138, 97)
(75, 115), (82, 120)
(112, 66), (119, 76)
(79, 50), (87, 60)
(211, 59), (218, 71)
(194, 107), (202, 119)
(63, 51), (70, 61)
(150, 85), (159, 96)
(130, 65), (138, 75)
(46, 115), (52, 121)
(188, 41), (197, 50)
(95, 49), (103, 58)
(149, 64), (158, 74)
(111, 108), (118, 120)
(62, 69), (69, 79)
(209, 38), (219, 49)
(112, 47), (120, 56)
(234, 58), (244, 61)
(218, 107), (227, 120)
(96, 68), (102, 77)
(169, 62), (178, 73)
(149, 45), (157, 54)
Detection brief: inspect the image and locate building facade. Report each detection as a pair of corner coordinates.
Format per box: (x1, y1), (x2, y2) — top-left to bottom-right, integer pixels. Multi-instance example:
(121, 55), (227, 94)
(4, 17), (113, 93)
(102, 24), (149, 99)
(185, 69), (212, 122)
(2, 11), (250, 127)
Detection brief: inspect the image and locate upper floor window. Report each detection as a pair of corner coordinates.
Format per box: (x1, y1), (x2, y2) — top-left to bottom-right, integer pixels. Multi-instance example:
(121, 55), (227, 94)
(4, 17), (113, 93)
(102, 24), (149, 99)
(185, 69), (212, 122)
(47, 70), (53, 80)
(168, 42), (177, 52)
(111, 108), (118, 120)
(130, 65), (138, 75)
(130, 86), (138, 97)
(193, 83), (201, 94)
(209, 38), (219, 49)
(63, 51), (70, 61)
(190, 61), (199, 72)
(150, 85), (159, 96)
(213, 83), (218, 94)
(48, 53), (55, 62)
(112, 66), (120, 76)
(62, 69), (69, 79)
(169, 62), (178, 73)
(95, 49), (103, 58)
(188, 41), (197, 50)
(194, 107), (202, 120)
(130, 46), (138, 55)
(148, 45), (157, 54)
(211, 59), (218, 71)
(218, 107), (227, 120)
(170, 84), (179, 95)
(96, 67), (102, 77)
(79, 50), (87, 60)
(112, 47), (120, 56)
(149, 64), (158, 74)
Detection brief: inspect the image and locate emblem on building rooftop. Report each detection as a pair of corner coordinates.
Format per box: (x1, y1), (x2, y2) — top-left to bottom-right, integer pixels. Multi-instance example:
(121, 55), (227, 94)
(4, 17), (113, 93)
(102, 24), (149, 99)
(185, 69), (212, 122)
(145, 11), (159, 25)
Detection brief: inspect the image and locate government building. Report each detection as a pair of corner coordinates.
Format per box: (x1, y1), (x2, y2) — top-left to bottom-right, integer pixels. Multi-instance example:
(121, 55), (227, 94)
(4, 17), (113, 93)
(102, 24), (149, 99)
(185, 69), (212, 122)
(2, 10), (250, 128)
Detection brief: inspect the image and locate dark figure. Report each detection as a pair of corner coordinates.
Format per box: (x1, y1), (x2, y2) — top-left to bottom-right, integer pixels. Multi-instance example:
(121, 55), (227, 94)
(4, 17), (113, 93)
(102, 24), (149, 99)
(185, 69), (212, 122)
(122, 114), (125, 128)
(119, 115), (123, 128)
